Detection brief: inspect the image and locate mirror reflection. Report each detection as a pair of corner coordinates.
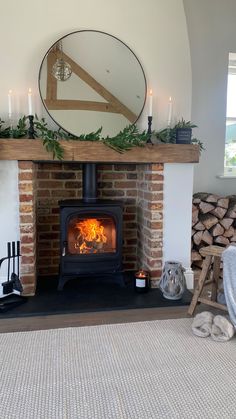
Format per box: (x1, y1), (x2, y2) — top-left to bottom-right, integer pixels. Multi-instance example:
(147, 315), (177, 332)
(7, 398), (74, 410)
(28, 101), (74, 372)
(38, 30), (147, 137)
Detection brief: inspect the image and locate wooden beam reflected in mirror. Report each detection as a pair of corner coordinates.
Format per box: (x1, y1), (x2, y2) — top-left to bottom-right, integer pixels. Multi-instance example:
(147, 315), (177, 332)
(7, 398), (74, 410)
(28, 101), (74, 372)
(45, 50), (137, 123)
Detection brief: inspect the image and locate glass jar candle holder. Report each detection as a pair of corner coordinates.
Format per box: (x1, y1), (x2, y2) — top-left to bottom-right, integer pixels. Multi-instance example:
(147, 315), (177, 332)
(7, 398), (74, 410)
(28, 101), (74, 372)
(135, 269), (149, 293)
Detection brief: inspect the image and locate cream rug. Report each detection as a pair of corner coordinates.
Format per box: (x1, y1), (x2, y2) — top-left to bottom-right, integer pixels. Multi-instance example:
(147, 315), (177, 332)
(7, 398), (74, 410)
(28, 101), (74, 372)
(0, 318), (236, 419)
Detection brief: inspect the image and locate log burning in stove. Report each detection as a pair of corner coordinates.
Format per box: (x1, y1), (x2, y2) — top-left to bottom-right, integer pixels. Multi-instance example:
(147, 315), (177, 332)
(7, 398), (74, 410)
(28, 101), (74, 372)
(68, 216), (116, 254)
(58, 163), (123, 290)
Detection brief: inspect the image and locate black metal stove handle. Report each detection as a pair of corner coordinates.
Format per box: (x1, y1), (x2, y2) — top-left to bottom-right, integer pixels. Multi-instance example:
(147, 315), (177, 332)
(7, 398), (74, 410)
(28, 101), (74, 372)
(62, 241), (67, 257)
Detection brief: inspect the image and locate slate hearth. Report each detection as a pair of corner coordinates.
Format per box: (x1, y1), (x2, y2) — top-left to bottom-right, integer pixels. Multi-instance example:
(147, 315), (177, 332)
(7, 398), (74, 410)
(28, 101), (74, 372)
(0, 273), (192, 318)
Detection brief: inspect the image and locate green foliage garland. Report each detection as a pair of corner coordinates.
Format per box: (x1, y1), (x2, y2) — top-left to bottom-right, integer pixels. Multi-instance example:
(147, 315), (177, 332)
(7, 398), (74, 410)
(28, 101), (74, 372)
(0, 115), (203, 160)
(0, 116), (149, 160)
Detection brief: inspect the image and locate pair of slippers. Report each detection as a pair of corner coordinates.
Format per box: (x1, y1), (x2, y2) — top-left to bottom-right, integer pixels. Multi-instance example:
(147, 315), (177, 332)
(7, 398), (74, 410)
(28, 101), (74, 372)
(192, 311), (235, 342)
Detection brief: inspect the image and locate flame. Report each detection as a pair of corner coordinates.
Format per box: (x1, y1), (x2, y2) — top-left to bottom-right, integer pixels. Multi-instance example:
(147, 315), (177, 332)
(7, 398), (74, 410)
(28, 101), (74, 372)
(75, 218), (107, 253)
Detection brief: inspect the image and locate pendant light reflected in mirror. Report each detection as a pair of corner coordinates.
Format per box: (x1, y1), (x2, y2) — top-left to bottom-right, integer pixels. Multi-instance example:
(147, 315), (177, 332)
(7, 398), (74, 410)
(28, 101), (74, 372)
(51, 40), (72, 81)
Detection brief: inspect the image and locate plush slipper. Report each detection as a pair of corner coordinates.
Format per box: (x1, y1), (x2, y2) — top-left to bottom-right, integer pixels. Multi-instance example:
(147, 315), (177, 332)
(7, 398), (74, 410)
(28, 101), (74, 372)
(191, 311), (214, 337)
(211, 315), (235, 342)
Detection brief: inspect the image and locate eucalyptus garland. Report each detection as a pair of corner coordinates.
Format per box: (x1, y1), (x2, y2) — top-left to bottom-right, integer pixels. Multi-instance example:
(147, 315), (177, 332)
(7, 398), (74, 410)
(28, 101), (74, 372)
(0, 116), (149, 160)
(0, 115), (203, 160)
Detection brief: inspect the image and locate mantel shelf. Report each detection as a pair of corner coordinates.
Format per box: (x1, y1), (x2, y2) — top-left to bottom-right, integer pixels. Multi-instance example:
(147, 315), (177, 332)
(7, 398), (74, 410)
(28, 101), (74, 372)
(0, 139), (199, 163)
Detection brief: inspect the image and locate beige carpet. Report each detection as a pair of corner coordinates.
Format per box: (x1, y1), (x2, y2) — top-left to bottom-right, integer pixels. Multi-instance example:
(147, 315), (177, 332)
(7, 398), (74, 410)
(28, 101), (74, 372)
(0, 318), (236, 419)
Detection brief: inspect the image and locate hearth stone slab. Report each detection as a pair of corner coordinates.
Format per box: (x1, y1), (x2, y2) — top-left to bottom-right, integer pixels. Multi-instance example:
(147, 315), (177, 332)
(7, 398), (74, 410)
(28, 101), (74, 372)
(0, 273), (192, 318)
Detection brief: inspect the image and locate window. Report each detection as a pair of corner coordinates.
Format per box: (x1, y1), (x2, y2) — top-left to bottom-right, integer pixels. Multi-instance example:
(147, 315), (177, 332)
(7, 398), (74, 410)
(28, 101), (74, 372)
(224, 53), (236, 175)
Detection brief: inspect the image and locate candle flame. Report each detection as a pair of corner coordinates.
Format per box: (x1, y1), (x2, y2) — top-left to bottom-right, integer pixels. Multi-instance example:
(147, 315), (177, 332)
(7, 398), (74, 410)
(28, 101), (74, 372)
(137, 269), (147, 276)
(28, 88), (32, 94)
(169, 96), (172, 102)
(149, 89), (153, 96)
(8, 89), (12, 95)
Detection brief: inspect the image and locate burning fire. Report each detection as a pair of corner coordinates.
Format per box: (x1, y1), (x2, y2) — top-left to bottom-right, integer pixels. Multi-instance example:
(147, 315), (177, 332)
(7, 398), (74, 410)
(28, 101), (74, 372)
(75, 218), (107, 253)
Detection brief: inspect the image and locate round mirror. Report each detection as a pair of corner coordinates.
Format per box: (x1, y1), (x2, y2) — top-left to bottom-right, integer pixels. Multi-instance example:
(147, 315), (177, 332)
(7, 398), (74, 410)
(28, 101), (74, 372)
(38, 30), (147, 137)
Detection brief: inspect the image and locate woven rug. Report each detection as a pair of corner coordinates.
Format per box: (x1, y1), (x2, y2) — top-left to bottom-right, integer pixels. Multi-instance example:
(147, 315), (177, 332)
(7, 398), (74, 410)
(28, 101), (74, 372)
(0, 318), (236, 419)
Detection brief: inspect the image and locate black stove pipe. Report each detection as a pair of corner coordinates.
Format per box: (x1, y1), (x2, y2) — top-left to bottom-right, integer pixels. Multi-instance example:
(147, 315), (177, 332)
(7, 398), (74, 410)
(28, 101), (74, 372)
(82, 163), (97, 202)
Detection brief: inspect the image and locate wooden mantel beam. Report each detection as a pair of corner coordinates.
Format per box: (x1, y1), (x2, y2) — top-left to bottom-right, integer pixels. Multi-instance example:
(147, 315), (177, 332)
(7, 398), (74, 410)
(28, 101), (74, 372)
(0, 139), (199, 163)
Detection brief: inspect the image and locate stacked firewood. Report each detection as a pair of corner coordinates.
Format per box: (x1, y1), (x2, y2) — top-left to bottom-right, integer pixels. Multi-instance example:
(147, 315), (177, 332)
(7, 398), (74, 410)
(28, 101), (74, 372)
(192, 193), (236, 268)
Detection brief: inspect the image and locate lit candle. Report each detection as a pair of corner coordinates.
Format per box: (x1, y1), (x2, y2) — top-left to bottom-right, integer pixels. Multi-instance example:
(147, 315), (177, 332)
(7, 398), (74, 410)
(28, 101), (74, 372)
(136, 269), (148, 279)
(148, 89), (153, 116)
(135, 269), (149, 292)
(167, 96), (172, 126)
(8, 89), (12, 119)
(28, 88), (33, 115)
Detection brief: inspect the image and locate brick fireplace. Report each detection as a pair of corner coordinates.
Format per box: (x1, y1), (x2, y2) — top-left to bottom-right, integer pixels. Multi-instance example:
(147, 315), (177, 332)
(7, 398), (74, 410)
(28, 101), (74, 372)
(18, 161), (164, 295)
(0, 139), (199, 296)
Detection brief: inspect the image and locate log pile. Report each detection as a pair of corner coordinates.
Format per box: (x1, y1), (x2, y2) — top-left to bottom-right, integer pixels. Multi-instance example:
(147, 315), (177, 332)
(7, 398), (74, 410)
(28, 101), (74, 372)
(192, 193), (236, 268)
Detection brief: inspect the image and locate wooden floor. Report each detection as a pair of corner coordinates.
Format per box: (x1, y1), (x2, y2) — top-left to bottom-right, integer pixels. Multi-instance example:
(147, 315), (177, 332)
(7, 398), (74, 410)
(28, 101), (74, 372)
(0, 302), (225, 334)
(0, 306), (190, 334)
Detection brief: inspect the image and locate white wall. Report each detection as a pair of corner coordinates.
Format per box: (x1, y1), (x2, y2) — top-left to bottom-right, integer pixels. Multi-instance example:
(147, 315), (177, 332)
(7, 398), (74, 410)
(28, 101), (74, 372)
(164, 164), (195, 288)
(0, 0), (192, 278)
(0, 0), (191, 127)
(184, 0), (236, 195)
(0, 161), (20, 280)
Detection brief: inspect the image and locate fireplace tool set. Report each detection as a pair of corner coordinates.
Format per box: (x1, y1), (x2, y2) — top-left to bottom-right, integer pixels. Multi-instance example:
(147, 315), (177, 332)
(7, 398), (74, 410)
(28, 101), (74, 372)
(0, 241), (23, 295)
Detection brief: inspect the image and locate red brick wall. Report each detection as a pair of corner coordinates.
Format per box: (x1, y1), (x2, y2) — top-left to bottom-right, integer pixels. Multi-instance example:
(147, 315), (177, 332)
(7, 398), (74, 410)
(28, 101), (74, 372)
(137, 164), (164, 286)
(98, 164), (138, 271)
(36, 163), (139, 277)
(36, 162), (82, 276)
(18, 161), (164, 294)
(18, 161), (37, 295)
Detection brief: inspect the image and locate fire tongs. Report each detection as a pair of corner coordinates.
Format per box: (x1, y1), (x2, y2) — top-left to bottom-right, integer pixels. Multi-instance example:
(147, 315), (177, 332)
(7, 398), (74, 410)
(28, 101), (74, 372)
(0, 241), (23, 294)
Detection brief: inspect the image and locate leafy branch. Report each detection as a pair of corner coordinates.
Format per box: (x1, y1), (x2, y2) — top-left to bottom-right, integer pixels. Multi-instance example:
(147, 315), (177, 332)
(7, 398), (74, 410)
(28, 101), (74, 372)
(103, 125), (148, 153)
(154, 119), (205, 152)
(0, 116), (28, 138)
(174, 118), (197, 129)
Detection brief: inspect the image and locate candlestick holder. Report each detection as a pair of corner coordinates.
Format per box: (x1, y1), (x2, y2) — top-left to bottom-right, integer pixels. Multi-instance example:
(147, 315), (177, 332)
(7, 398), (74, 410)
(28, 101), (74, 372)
(146, 116), (153, 144)
(166, 124), (171, 142)
(28, 115), (35, 139)
(9, 117), (13, 138)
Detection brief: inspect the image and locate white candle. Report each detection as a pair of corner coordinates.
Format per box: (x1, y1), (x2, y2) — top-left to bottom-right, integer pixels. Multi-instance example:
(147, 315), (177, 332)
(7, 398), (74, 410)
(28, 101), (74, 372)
(8, 89), (12, 119)
(167, 96), (172, 126)
(28, 88), (33, 115)
(149, 89), (153, 116)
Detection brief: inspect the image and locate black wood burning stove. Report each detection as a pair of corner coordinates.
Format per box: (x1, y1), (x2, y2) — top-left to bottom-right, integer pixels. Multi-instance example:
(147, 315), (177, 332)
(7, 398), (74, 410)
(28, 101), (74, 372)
(58, 164), (123, 290)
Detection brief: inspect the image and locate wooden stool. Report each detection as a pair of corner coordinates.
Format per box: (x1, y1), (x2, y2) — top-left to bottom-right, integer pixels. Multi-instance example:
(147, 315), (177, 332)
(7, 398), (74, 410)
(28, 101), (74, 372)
(188, 245), (228, 315)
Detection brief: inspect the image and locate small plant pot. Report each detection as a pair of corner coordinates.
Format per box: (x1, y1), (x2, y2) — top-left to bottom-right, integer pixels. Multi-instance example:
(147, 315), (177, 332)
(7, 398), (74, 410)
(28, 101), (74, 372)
(176, 128), (192, 144)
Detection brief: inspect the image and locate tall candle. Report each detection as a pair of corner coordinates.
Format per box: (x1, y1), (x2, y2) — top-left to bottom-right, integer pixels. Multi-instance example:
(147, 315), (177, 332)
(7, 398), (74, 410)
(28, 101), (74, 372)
(8, 89), (12, 119)
(167, 96), (172, 126)
(28, 88), (33, 115)
(149, 89), (153, 116)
